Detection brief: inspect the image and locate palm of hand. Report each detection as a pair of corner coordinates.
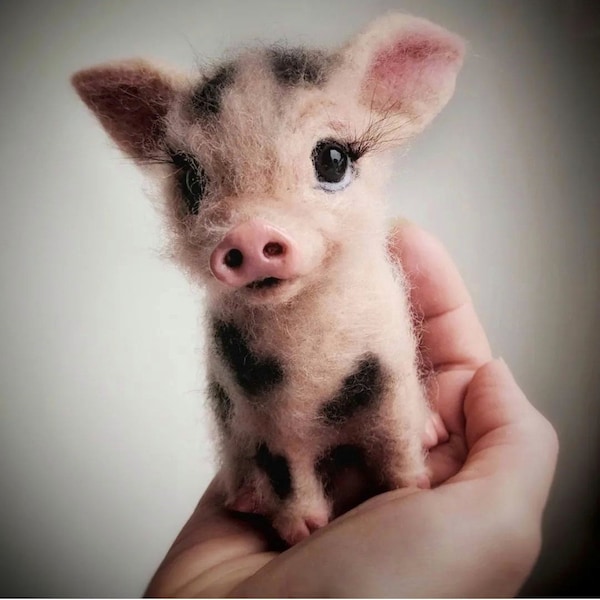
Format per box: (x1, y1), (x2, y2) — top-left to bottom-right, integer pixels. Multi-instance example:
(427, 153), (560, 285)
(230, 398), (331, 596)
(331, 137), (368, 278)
(146, 224), (557, 598)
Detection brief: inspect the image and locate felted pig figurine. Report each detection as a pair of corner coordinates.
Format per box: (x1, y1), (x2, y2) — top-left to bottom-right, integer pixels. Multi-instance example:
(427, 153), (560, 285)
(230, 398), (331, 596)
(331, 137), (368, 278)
(72, 14), (464, 545)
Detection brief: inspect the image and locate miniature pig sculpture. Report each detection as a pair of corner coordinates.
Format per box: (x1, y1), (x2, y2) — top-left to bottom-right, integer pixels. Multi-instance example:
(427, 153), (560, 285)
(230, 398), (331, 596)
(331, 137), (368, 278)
(72, 14), (464, 545)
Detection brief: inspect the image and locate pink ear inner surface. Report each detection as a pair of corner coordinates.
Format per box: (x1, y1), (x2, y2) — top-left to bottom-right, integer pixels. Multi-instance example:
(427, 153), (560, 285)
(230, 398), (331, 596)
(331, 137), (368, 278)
(367, 30), (465, 113)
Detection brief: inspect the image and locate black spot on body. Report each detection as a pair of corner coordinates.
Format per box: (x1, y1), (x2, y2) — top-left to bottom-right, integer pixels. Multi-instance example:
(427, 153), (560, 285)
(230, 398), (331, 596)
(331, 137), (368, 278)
(316, 445), (364, 489)
(320, 354), (384, 424)
(269, 47), (332, 86)
(255, 442), (292, 499)
(316, 445), (382, 516)
(209, 381), (233, 423)
(213, 320), (283, 395)
(192, 63), (235, 116)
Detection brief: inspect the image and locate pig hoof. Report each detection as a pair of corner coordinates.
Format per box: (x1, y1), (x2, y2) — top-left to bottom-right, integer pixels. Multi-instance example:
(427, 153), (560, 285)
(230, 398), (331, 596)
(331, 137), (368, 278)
(399, 472), (431, 490)
(415, 472), (431, 489)
(275, 513), (329, 546)
(388, 469), (431, 491)
(403, 468), (431, 489)
(226, 487), (261, 514)
(422, 412), (449, 449)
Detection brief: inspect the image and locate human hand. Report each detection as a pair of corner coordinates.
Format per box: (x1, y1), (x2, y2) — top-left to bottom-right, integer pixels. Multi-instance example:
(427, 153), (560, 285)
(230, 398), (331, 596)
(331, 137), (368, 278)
(145, 223), (558, 598)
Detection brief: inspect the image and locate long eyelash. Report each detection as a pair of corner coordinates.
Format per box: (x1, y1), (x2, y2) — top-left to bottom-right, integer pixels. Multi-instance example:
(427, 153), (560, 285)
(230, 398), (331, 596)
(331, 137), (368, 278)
(343, 93), (418, 158)
(132, 155), (174, 167)
(346, 138), (376, 161)
(344, 123), (396, 160)
(348, 122), (399, 158)
(136, 149), (200, 172)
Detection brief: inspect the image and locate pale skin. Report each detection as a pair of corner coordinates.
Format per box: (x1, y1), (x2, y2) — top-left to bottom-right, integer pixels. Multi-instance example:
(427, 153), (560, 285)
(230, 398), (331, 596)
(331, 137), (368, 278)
(145, 222), (559, 598)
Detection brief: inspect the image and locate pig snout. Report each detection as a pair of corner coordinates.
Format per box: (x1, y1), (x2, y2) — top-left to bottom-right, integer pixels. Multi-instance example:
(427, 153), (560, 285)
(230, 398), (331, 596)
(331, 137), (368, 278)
(210, 219), (301, 288)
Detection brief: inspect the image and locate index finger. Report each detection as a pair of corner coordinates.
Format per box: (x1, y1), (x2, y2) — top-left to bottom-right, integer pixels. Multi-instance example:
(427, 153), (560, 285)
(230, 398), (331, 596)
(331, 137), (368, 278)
(388, 221), (492, 371)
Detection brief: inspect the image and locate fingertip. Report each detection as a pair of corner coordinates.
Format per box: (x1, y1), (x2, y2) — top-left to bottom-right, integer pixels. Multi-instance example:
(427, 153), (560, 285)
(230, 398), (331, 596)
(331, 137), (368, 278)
(388, 219), (438, 263)
(387, 221), (473, 319)
(464, 358), (524, 418)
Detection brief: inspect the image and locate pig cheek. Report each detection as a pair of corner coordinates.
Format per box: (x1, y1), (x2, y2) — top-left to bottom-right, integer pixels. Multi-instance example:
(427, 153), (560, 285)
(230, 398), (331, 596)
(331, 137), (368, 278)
(295, 227), (328, 277)
(188, 230), (215, 279)
(293, 200), (348, 269)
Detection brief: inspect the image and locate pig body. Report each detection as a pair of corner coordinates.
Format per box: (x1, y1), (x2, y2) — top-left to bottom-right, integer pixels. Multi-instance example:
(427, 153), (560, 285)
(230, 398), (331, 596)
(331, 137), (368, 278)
(72, 14), (465, 545)
(207, 239), (426, 542)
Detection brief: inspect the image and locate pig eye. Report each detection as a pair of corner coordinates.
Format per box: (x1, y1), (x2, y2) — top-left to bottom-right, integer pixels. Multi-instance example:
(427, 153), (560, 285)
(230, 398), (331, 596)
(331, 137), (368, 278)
(312, 140), (353, 192)
(171, 152), (208, 214)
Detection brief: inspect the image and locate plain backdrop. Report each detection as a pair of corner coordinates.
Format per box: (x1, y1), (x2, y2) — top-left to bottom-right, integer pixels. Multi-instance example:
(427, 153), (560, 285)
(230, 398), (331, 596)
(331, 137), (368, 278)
(1, 0), (599, 596)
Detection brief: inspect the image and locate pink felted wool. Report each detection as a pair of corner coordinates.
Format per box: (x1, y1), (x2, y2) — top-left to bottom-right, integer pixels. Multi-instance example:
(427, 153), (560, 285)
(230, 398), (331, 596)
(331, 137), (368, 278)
(72, 13), (464, 545)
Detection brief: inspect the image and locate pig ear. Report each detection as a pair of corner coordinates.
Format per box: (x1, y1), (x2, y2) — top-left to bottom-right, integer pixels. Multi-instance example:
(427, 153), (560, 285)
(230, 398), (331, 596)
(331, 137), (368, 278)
(71, 59), (180, 160)
(343, 14), (465, 137)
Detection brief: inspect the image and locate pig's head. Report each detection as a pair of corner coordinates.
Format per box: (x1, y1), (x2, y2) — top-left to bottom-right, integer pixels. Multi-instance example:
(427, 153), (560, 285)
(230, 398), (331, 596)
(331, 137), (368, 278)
(72, 14), (464, 307)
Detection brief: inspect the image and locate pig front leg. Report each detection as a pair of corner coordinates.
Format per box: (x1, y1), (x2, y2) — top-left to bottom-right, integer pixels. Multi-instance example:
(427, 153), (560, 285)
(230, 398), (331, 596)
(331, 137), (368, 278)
(266, 449), (332, 545)
(223, 438), (332, 546)
(207, 383), (274, 515)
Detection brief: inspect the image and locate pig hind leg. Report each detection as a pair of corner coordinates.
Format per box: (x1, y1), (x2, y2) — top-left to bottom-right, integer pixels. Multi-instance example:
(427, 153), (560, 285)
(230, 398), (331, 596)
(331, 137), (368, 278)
(365, 375), (432, 490)
(225, 441), (331, 545)
(318, 353), (429, 489)
(219, 435), (276, 516)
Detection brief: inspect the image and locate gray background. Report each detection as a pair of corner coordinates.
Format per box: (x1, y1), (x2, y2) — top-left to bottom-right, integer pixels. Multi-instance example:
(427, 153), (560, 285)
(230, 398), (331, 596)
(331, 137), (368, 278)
(1, 0), (598, 596)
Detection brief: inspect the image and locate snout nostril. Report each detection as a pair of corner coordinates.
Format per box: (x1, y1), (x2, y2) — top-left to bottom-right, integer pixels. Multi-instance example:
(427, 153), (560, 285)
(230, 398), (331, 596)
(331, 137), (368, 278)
(263, 242), (284, 258)
(224, 248), (243, 269)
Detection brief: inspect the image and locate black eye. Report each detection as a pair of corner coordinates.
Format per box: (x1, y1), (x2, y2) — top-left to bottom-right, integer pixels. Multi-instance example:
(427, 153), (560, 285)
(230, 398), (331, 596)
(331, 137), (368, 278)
(171, 152), (208, 214)
(312, 140), (353, 192)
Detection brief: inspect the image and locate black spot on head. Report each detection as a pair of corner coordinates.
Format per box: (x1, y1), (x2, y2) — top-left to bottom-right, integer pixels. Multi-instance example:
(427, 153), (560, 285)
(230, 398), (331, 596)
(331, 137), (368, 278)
(320, 353), (384, 424)
(191, 63), (235, 116)
(269, 47), (332, 87)
(213, 320), (284, 396)
(208, 381), (233, 424)
(255, 442), (292, 499)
